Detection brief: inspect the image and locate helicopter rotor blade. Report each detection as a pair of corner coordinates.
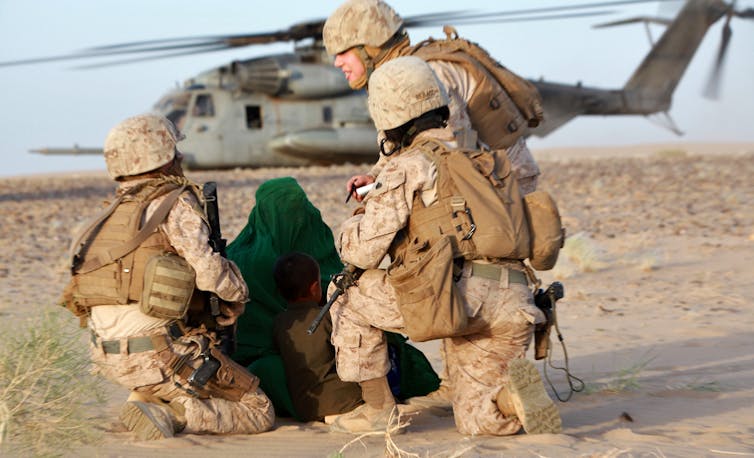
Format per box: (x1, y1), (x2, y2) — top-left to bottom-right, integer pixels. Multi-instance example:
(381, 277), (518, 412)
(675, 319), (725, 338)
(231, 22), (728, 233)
(413, 10), (620, 28)
(703, 12), (733, 99)
(0, 0), (683, 68)
(72, 45), (235, 70)
(405, 0), (679, 28)
(738, 8), (754, 19)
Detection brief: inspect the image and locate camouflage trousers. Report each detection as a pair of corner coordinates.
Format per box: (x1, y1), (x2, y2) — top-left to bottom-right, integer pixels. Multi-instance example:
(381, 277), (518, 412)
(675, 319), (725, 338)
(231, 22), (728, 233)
(90, 331), (274, 435)
(329, 263), (543, 435)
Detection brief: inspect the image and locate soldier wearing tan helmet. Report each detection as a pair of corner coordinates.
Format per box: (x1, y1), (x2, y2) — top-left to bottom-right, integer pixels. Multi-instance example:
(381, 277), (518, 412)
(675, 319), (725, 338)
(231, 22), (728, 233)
(327, 57), (561, 436)
(60, 114), (274, 440)
(324, 0), (542, 204)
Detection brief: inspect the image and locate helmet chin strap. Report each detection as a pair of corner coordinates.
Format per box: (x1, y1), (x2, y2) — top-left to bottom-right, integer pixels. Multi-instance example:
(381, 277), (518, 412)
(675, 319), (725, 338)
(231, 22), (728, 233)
(350, 30), (410, 90)
(348, 46), (373, 90)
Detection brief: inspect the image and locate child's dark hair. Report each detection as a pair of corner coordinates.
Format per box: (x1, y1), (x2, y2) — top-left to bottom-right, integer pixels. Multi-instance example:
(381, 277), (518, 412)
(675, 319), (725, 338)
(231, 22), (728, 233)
(273, 252), (320, 301)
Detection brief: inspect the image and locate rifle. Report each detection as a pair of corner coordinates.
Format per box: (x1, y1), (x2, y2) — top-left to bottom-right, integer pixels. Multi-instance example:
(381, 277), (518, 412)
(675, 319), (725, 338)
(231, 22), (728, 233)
(202, 181), (236, 355)
(307, 264), (363, 335)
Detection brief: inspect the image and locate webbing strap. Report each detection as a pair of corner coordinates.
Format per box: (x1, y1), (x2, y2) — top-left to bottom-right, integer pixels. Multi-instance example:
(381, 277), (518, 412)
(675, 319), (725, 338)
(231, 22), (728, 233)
(470, 262), (527, 285)
(69, 195), (125, 271)
(76, 185), (186, 274)
(93, 333), (171, 354)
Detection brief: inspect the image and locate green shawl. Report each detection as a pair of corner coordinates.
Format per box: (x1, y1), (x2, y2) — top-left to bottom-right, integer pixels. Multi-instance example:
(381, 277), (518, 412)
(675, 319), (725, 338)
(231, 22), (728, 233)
(227, 176), (438, 417)
(227, 177), (343, 366)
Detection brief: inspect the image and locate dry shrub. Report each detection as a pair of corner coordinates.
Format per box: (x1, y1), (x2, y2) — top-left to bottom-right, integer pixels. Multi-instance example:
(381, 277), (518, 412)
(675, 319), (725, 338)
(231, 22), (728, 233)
(0, 309), (107, 456)
(552, 232), (609, 278)
(635, 249), (663, 272)
(584, 354), (656, 394)
(331, 407), (417, 458)
(653, 149), (687, 159)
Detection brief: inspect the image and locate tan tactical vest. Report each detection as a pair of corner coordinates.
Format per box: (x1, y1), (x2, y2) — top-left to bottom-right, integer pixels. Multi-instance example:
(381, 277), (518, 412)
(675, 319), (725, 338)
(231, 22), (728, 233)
(62, 180), (199, 322)
(405, 28), (544, 149)
(390, 138), (531, 269)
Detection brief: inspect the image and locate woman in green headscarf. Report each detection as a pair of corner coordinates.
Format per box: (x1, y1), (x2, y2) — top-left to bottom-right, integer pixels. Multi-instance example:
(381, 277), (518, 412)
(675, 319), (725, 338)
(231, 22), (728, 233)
(227, 176), (439, 419)
(227, 177), (343, 418)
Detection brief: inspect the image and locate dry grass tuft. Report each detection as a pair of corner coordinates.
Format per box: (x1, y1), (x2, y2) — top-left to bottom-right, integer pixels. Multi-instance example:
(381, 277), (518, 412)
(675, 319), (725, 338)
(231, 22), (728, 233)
(0, 309), (107, 456)
(653, 149), (688, 159)
(585, 354), (656, 395)
(552, 232), (610, 278)
(331, 407), (418, 458)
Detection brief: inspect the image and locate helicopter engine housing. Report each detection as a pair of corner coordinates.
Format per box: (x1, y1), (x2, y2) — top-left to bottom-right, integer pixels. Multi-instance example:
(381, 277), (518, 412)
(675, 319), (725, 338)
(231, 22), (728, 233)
(232, 55), (352, 99)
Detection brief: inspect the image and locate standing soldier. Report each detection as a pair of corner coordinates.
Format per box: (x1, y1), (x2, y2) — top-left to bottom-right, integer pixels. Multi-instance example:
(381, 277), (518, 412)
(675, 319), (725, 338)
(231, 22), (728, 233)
(327, 56), (560, 436)
(323, 0), (543, 200)
(60, 114), (274, 440)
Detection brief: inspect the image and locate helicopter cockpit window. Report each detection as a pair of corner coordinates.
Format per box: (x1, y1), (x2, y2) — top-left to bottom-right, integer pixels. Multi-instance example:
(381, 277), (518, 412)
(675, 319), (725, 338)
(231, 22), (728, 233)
(193, 94), (215, 117)
(246, 106), (262, 129)
(322, 106), (333, 124)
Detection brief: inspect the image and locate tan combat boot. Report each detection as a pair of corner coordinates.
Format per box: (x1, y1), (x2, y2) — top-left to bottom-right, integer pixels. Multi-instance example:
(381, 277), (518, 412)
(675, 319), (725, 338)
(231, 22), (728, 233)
(496, 358), (562, 434)
(119, 391), (187, 440)
(404, 383), (453, 411)
(330, 376), (403, 434)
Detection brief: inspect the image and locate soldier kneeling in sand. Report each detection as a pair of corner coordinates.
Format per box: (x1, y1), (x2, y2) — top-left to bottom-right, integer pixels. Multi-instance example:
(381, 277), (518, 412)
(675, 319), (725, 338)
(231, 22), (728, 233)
(60, 114), (274, 440)
(327, 57), (562, 436)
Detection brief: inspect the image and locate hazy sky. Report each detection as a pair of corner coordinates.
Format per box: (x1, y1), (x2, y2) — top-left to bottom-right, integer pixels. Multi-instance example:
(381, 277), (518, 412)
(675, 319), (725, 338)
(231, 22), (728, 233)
(1, 0), (752, 177)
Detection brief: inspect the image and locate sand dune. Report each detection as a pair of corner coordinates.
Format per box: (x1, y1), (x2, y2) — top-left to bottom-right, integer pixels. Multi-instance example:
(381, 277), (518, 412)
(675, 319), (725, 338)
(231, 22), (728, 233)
(1, 143), (753, 457)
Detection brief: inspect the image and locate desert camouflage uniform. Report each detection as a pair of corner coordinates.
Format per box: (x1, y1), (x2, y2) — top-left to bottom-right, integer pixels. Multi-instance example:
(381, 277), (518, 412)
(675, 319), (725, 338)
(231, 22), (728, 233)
(89, 179), (274, 435)
(331, 128), (545, 435)
(368, 60), (540, 195)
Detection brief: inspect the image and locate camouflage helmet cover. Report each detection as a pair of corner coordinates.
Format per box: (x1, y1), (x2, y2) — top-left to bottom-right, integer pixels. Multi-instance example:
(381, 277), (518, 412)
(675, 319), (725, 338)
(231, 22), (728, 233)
(323, 0), (403, 55)
(367, 56), (449, 131)
(103, 114), (184, 179)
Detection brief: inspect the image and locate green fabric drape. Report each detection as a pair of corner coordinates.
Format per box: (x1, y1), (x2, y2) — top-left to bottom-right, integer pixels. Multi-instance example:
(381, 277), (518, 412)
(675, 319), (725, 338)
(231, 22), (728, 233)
(227, 176), (439, 417)
(227, 177), (342, 418)
(227, 177), (343, 367)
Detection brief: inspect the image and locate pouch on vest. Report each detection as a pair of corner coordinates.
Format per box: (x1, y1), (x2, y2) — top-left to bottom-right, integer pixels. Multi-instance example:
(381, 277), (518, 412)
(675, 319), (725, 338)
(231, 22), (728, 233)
(524, 190), (564, 271)
(387, 235), (467, 342)
(140, 253), (196, 319)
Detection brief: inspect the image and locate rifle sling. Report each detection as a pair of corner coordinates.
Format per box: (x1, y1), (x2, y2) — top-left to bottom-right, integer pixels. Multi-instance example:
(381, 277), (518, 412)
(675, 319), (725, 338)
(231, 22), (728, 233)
(75, 185), (186, 274)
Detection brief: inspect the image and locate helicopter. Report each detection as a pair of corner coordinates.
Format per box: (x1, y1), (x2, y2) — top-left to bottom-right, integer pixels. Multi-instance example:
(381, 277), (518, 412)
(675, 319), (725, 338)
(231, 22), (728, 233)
(1, 0), (752, 170)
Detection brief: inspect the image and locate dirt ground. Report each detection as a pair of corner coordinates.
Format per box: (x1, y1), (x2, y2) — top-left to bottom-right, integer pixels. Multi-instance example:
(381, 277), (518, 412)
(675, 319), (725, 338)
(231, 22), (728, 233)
(1, 142), (752, 457)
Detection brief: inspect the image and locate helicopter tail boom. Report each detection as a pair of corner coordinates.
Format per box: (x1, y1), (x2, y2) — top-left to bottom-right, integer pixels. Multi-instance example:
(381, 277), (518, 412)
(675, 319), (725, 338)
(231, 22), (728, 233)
(621, 0), (727, 113)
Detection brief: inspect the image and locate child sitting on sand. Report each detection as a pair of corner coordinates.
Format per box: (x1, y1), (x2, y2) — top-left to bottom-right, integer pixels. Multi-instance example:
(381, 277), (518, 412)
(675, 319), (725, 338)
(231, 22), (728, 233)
(272, 252), (364, 422)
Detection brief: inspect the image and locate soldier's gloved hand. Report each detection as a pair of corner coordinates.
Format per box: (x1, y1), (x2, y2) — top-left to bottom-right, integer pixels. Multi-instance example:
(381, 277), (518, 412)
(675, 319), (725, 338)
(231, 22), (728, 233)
(216, 301), (245, 326)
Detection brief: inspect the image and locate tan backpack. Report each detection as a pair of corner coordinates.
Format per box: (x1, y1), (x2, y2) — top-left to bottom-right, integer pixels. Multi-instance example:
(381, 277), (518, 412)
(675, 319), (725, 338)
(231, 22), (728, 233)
(402, 138), (531, 262)
(387, 139), (564, 340)
(387, 139), (529, 341)
(406, 26), (544, 149)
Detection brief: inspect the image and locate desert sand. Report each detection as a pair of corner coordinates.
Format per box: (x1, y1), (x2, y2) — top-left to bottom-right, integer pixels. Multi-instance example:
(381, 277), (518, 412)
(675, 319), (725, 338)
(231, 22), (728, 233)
(1, 142), (753, 457)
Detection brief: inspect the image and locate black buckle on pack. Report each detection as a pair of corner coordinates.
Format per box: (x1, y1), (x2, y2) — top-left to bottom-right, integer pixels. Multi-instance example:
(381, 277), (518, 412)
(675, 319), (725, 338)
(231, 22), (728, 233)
(168, 322), (186, 340)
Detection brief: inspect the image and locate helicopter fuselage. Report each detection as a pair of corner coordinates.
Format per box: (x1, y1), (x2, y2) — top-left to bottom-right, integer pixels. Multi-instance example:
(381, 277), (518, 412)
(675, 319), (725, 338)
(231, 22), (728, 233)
(153, 50), (379, 169)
